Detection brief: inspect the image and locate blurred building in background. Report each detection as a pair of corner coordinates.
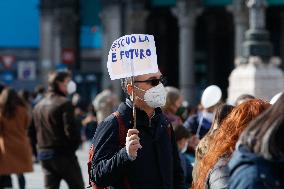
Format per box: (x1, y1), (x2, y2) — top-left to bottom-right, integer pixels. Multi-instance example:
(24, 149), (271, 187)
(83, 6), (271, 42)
(0, 0), (283, 106)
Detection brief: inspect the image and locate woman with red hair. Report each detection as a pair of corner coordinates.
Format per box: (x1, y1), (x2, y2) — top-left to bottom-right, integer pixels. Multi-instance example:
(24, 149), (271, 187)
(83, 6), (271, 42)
(228, 94), (284, 188)
(192, 99), (270, 189)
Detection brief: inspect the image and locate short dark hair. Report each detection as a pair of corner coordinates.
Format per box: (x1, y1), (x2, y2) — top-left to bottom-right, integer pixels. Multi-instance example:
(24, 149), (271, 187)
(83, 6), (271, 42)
(48, 70), (71, 90)
(35, 85), (45, 94)
(174, 125), (191, 141)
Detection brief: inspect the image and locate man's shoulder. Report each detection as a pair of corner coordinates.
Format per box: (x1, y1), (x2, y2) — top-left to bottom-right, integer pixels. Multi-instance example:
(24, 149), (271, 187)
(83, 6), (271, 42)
(33, 95), (69, 111)
(95, 113), (119, 133)
(91, 113), (121, 147)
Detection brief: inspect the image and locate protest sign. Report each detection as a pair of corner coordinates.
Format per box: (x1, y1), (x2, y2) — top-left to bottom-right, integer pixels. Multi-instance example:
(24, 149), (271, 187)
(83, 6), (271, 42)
(107, 34), (158, 80)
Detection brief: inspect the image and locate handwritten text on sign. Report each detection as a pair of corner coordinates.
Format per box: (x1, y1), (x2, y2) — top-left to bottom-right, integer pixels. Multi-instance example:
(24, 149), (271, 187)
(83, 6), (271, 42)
(107, 34), (158, 80)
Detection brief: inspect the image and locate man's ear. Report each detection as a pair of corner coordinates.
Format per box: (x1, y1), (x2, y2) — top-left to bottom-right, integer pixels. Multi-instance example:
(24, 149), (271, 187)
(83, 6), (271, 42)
(126, 83), (133, 96)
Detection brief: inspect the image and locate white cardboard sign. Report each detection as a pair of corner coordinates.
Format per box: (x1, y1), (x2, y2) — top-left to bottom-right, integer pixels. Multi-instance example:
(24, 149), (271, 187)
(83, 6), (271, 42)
(107, 34), (158, 80)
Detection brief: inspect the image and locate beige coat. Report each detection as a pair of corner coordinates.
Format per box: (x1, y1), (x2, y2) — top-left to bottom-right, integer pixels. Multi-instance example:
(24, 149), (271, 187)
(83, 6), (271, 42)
(0, 106), (33, 174)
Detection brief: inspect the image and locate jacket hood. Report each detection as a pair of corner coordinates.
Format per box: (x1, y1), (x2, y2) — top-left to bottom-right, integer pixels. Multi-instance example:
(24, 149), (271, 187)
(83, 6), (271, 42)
(229, 145), (284, 175)
(117, 98), (166, 129)
(228, 145), (259, 175)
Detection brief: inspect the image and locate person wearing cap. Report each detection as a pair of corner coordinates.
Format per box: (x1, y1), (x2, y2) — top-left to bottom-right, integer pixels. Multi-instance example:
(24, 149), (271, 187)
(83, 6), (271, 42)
(90, 70), (184, 189)
(183, 85), (222, 140)
(30, 71), (84, 189)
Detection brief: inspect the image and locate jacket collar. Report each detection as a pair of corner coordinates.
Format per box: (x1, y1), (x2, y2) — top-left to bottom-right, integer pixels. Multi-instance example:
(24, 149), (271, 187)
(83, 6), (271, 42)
(117, 98), (165, 129)
(229, 145), (284, 175)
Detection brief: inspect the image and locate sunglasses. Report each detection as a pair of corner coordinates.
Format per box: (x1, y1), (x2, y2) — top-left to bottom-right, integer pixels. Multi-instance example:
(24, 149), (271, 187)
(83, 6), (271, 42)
(134, 76), (167, 86)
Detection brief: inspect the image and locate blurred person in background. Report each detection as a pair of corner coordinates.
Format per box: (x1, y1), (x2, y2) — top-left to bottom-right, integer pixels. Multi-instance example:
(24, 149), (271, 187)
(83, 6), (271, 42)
(72, 93), (86, 144)
(0, 83), (10, 189)
(184, 85), (222, 140)
(192, 99), (270, 189)
(183, 85), (222, 163)
(174, 125), (193, 189)
(93, 85), (119, 124)
(228, 94), (284, 189)
(234, 94), (255, 106)
(72, 93), (85, 118)
(163, 86), (184, 129)
(18, 90), (37, 163)
(81, 104), (97, 143)
(18, 90), (32, 105)
(18, 90), (33, 122)
(192, 103), (234, 183)
(0, 87), (33, 189)
(30, 71), (84, 189)
(32, 84), (46, 107)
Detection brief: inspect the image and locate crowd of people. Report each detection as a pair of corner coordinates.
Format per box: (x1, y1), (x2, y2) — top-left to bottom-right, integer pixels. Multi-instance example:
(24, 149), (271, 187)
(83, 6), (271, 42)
(0, 68), (283, 189)
(88, 67), (283, 189)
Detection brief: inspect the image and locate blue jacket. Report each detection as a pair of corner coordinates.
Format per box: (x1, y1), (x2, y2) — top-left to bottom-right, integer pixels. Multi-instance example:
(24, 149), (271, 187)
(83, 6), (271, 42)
(228, 145), (284, 189)
(90, 100), (184, 189)
(183, 114), (211, 139)
(179, 152), (193, 189)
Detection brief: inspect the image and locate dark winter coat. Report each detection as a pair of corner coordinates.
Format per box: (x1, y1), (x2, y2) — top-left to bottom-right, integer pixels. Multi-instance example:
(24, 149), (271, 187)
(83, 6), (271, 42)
(90, 100), (184, 189)
(228, 145), (284, 189)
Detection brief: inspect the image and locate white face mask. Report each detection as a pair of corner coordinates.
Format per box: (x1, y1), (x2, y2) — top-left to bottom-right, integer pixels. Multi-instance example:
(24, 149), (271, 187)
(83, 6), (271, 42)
(135, 83), (167, 108)
(67, 80), (77, 95)
(202, 111), (214, 122)
(181, 142), (188, 153)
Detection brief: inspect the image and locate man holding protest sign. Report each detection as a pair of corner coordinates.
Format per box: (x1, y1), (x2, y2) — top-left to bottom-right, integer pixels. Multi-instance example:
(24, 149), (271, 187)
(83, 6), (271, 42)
(89, 34), (184, 189)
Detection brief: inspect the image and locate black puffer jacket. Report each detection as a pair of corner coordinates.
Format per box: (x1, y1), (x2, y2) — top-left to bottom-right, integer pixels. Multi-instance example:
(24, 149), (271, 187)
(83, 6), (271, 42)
(31, 91), (81, 155)
(90, 100), (184, 189)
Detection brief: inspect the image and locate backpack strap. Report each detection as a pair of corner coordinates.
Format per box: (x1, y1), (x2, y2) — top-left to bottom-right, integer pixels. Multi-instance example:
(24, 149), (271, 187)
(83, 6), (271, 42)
(112, 111), (128, 148)
(112, 111), (131, 189)
(87, 112), (128, 189)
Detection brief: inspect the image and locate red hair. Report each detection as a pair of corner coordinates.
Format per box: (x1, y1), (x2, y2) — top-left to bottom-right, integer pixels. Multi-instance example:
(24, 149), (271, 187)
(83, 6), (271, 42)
(192, 99), (270, 189)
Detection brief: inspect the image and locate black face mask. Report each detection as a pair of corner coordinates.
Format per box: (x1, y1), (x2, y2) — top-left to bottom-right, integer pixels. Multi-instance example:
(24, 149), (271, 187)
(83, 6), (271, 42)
(175, 106), (186, 117)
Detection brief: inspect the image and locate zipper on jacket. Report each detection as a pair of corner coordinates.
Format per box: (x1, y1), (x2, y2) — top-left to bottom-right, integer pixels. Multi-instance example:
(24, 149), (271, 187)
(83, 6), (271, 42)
(149, 111), (155, 127)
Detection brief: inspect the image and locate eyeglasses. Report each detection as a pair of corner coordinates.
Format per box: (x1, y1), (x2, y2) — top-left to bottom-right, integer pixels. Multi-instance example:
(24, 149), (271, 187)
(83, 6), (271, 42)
(134, 76), (167, 86)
